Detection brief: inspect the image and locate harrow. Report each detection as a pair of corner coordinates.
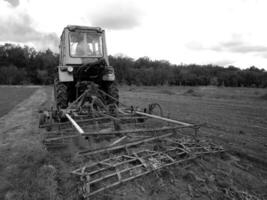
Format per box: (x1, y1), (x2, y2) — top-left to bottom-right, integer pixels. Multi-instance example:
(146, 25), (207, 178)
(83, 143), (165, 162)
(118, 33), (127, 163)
(39, 84), (224, 199)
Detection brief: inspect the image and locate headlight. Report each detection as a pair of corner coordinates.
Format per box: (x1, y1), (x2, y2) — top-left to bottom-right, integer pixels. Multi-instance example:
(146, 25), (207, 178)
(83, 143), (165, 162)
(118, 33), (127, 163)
(67, 66), (73, 73)
(102, 74), (115, 81)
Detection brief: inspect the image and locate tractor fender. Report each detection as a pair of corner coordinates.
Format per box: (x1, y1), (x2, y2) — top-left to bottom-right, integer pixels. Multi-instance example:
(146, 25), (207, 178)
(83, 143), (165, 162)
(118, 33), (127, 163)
(57, 66), (74, 82)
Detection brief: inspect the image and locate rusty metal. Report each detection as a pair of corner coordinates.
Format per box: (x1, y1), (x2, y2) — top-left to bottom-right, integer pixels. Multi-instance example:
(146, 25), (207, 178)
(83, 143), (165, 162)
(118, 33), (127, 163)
(43, 125), (198, 145)
(72, 135), (224, 198)
(40, 84), (203, 149)
(73, 148), (192, 198)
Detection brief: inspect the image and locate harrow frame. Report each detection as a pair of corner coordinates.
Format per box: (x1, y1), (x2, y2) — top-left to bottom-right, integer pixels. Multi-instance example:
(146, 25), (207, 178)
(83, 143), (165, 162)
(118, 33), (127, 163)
(39, 84), (224, 199)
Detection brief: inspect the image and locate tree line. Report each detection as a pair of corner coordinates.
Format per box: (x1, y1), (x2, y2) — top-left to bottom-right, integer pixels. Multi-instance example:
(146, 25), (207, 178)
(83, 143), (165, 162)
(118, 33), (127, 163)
(0, 44), (58, 85)
(110, 56), (267, 87)
(0, 43), (266, 87)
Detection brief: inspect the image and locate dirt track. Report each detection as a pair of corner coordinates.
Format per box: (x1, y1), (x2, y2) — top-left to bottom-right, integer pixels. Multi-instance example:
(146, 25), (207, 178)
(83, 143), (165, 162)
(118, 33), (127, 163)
(0, 87), (46, 144)
(0, 88), (58, 200)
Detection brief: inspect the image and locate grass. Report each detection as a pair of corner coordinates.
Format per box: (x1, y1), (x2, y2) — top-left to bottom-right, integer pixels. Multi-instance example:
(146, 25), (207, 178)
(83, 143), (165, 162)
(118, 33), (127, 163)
(0, 87), (59, 200)
(0, 138), (57, 200)
(260, 92), (267, 100)
(0, 86), (37, 117)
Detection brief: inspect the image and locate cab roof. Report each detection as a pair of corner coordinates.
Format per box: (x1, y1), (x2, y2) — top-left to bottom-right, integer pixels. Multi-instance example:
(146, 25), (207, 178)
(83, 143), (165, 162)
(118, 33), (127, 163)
(64, 25), (103, 32)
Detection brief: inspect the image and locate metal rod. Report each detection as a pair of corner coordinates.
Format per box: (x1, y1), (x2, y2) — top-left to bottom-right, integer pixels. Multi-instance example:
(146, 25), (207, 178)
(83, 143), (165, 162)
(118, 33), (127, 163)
(81, 126), (185, 136)
(84, 156), (195, 197)
(78, 132), (173, 156)
(43, 126), (187, 142)
(65, 113), (84, 134)
(40, 116), (147, 131)
(98, 89), (127, 107)
(109, 136), (127, 146)
(39, 117), (109, 128)
(134, 111), (193, 127)
(67, 89), (86, 109)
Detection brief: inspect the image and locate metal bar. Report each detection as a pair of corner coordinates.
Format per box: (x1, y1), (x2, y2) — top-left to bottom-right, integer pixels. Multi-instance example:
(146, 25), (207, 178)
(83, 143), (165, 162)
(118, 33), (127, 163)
(133, 152), (148, 168)
(75, 147), (187, 177)
(81, 157), (139, 177)
(78, 132), (173, 156)
(44, 126), (182, 142)
(164, 154), (175, 162)
(80, 127), (184, 136)
(88, 158), (138, 175)
(43, 117), (147, 134)
(89, 163), (145, 185)
(65, 113), (84, 134)
(40, 115), (146, 129)
(72, 154), (139, 176)
(87, 148), (181, 183)
(39, 117), (109, 128)
(67, 90), (86, 109)
(81, 126), (178, 136)
(72, 153), (143, 176)
(134, 111), (193, 127)
(85, 156), (195, 197)
(109, 136), (128, 146)
(44, 134), (79, 142)
(95, 109), (118, 121)
(98, 89), (127, 107)
(98, 161), (113, 167)
(81, 126), (186, 136)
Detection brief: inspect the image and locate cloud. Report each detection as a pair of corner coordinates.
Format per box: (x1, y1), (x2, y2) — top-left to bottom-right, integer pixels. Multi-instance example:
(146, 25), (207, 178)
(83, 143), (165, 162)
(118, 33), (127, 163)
(3, 0), (19, 7)
(0, 13), (59, 52)
(211, 40), (267, 54)
(212, 59), (235, 67)
(261, 53), (267, 59)
(185, 41), (204, 50)
(89, 1), (143, 30)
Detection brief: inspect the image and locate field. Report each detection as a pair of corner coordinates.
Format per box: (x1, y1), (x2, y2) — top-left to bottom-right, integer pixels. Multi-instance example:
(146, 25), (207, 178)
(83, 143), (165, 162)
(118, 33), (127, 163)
(0, 85), (266, 199)
(121, 86), (267, 162)
(0, 86), (37, 117)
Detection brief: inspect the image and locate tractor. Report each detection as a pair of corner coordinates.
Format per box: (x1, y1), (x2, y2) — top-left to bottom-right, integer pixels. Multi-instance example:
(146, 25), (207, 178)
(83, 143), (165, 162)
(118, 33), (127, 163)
(55, 25), (118, 110)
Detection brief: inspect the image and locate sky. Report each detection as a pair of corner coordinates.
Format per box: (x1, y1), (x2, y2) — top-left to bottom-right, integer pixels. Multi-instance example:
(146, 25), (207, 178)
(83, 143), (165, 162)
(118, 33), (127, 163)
(1, 0), (267, 69)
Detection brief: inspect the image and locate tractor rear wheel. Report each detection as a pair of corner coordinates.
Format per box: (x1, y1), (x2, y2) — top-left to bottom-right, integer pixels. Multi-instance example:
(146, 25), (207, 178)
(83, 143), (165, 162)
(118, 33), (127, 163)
(54, 78), (68, 109)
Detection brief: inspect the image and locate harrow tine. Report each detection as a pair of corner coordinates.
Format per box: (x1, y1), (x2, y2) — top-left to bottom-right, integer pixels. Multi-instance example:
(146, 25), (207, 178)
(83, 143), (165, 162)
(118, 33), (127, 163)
(109, 136), (128, 146)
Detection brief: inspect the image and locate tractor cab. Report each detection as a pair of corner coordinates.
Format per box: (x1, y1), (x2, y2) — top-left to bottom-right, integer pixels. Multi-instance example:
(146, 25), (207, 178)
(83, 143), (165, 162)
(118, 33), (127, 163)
(59, 25), (109, 66)
(57, 25), (114, 83)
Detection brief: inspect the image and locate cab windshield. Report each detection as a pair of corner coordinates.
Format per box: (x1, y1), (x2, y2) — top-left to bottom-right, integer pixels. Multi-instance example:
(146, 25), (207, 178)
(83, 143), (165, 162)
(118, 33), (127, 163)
(69, 31), (103, 57)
